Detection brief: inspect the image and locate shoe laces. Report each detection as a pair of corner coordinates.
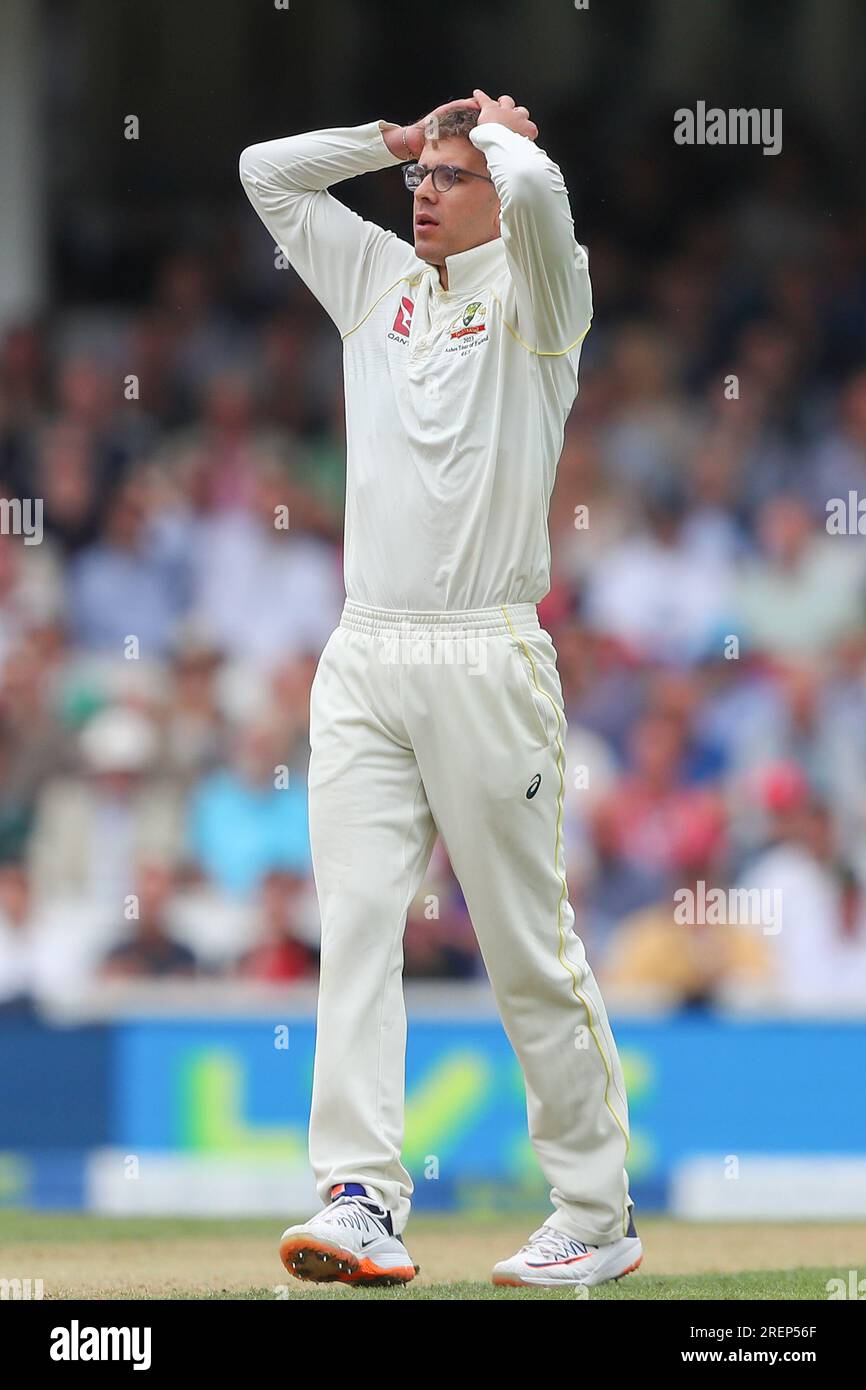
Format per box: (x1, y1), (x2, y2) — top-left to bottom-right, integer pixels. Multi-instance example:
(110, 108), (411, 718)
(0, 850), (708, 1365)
(323, 1195), (387, 1233)
(521, 1224), (595, 1261)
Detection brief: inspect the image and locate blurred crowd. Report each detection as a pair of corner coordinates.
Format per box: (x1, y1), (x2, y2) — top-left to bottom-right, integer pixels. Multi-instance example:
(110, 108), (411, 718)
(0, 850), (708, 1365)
(1, 132), (865, 1015)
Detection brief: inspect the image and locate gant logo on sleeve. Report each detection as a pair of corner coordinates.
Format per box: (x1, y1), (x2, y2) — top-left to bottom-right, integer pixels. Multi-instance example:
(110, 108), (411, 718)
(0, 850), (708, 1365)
(388, 295), (414, 340)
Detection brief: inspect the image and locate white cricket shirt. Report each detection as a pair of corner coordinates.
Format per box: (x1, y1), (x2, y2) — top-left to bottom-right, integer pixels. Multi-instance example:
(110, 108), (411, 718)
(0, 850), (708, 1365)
(239, 118), (592, 612)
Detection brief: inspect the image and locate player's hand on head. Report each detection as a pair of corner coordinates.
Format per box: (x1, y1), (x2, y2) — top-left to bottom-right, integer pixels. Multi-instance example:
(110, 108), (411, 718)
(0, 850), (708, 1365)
(384, 97), (478, 160)
(400, 96), (481, 157)
(473, 88), (538, 141)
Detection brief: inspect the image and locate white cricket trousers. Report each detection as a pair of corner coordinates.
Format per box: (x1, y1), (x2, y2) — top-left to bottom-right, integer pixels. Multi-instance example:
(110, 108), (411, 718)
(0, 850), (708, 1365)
(307, 599), (634, 1244)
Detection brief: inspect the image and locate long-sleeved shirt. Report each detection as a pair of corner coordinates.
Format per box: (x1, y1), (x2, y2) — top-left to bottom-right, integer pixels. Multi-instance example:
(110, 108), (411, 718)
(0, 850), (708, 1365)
(239, 118), (592, 612)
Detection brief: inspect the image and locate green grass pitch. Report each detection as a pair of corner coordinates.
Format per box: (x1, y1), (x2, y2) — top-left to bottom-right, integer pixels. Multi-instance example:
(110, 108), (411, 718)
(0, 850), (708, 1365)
(1, 1212), (862, 1300)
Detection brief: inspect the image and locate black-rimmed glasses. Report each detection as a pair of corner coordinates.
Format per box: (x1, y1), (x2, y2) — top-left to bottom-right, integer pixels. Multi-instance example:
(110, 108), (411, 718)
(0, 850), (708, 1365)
(403, 162), (495, 193)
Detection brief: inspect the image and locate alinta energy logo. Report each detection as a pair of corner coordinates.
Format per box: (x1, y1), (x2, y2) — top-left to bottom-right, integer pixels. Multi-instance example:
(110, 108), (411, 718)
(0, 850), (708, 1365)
(674, 101), (782, 157)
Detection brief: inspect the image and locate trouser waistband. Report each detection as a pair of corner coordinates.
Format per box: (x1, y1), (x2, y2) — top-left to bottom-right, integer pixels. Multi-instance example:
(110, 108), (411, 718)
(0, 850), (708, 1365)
(340, 600), (540, 637)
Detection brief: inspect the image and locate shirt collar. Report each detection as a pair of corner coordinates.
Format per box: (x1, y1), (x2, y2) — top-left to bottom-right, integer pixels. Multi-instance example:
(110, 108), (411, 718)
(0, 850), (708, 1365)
(433, 235), (507, 297)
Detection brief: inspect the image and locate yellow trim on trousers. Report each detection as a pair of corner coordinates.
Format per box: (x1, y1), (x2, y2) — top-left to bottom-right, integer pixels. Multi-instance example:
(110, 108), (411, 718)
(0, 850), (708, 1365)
(500, 605), (632, 1215)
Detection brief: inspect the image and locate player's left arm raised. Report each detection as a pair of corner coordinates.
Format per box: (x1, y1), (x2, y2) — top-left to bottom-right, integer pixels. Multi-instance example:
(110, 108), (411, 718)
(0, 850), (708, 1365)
(469, 89), (592, 356)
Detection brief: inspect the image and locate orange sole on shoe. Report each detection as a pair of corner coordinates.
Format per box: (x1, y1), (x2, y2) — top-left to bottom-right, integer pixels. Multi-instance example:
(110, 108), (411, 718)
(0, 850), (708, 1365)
(279, 1234), (418, 1287)
(492, 1251), (643, 1288)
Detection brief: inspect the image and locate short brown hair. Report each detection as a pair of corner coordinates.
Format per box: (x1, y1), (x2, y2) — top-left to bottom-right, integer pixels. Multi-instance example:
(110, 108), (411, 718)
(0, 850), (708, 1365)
(423, 107), (480, 141)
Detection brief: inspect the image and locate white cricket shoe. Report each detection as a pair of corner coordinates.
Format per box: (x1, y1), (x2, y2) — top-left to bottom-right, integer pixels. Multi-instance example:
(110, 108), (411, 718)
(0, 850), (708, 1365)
(280, 1189), (418, 1287)
(492, 1216), (643, 1288)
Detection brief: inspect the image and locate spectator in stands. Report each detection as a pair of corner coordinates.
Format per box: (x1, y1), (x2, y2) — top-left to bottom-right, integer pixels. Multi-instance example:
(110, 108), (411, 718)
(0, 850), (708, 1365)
(734, 494), (866, 665)
(0, 633), (70, 860)
(591, 707), (725, 883)
(810, 366), (866, 505)
(187, 459), (343, 670)
(28, 704), (184, 908)
(236, 869), (317, 982)
(599, 811), (770, 1007)
(0, 533), (64, 677)
(100, 861), (197, 979)
(403, 838), (481, 980)
(67, 472), (192, 657)
(187, 719), (310, 896)
(0, 857), (110, 1010)
(583, 483), (734, 665)
(0, 861), (39, 1014)
(735, 791), (866, 1008)
(162, 640), (230, 786)
(36, 421), (107, 555)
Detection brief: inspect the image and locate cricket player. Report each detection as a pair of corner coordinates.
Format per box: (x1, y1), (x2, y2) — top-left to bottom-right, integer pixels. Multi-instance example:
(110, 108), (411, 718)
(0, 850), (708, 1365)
(239, 89), (641, 1288)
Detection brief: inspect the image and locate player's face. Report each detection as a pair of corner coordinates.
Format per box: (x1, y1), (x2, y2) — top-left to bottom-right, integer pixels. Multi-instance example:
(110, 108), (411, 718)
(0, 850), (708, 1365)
(412, 136), (501, 265)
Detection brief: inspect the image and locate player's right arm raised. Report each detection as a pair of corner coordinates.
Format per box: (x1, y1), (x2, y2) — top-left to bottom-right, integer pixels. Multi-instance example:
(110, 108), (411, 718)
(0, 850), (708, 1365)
(238, 99), (480, 336)
(238, 119), (419, 336)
